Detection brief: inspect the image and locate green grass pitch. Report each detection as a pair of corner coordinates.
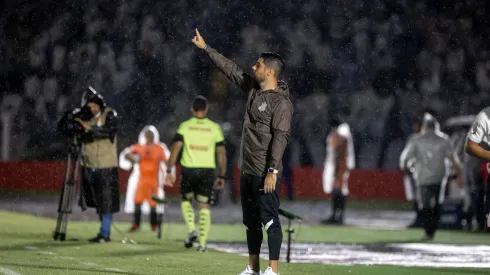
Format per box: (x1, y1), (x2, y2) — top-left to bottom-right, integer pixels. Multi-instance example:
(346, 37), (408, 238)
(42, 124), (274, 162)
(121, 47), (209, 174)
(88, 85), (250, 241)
(0, 210), (489, 275)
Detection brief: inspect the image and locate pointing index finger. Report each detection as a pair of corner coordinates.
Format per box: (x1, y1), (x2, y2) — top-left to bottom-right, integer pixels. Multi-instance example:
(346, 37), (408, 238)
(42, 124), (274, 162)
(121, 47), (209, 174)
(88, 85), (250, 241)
(195, 28), (201, 37)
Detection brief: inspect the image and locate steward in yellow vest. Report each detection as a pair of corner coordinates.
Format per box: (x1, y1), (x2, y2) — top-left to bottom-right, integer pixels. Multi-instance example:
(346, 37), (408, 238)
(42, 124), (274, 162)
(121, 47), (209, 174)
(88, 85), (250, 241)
(165, 95), (226, 252)
(75, 89), (119, 243)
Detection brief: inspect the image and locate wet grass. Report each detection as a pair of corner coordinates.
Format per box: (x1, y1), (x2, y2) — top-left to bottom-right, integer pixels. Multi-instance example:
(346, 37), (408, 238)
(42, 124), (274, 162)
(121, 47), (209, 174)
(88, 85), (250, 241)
(0, 211), (489, 274)
(1, 190), (413, 211)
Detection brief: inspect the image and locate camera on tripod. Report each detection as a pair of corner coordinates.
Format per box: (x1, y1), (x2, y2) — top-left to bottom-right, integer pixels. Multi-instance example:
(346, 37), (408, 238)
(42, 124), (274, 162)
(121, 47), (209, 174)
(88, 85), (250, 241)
(57, 86), (100, 138)
(53, 86), (99, 241)
(57, 106), (93, 137)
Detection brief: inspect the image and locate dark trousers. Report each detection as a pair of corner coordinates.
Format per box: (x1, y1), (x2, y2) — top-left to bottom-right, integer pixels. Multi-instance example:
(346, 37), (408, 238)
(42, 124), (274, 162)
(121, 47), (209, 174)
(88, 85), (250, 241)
(469, 184), (485, 230)
(80, 167), (120, 214)
(485, 178), (490, 232)
(240, 172), (282, 260)
(464, 169), (485, 230)
(419, 184), (441, 237)
(133, 204), (158, 227)
(408, 173), (423, 227)
(329, 189), (345, 223)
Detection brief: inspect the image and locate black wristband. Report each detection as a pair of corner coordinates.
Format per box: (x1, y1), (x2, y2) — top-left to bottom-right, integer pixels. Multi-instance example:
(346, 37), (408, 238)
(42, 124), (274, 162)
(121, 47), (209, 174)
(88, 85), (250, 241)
(217, 175), (225, 180)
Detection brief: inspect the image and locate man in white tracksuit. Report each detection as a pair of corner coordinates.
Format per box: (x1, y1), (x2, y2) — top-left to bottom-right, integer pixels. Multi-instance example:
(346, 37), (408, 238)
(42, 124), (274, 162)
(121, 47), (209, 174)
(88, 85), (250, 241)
(119, 125), (173, 232)
(400, 113), (463, 239)
(322, 119), (355, 225)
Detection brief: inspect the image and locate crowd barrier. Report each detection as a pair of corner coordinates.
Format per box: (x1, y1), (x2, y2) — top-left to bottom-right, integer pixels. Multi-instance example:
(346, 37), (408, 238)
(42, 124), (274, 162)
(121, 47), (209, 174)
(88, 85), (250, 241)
(0, 161), (415, 200)
(1, 161), (488, 200)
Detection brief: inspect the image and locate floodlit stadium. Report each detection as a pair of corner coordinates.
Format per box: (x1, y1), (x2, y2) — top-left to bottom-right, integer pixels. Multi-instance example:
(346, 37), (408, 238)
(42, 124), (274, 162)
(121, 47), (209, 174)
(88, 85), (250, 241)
(1, 0), (490, 274)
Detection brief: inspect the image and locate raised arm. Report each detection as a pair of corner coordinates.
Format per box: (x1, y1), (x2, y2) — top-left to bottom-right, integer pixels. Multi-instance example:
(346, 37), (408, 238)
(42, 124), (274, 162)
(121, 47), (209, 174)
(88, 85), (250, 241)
(192, 28), (256, 92)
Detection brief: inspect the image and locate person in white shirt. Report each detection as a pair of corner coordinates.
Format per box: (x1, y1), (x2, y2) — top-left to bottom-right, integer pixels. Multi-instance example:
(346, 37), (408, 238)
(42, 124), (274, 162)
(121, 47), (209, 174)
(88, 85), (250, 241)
(321, 119), (355, 225)
(465, 107), (490, 231)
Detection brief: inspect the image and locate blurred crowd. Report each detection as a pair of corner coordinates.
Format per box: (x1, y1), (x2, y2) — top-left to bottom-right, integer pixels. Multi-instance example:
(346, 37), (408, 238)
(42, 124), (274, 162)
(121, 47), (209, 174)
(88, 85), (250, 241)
(0, 0), (489, 169)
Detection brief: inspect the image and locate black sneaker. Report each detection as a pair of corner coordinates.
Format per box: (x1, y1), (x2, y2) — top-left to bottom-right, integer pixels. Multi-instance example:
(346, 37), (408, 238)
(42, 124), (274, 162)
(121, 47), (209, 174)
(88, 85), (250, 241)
(88, 234), (111, 243)
(184, 231), (198, 248)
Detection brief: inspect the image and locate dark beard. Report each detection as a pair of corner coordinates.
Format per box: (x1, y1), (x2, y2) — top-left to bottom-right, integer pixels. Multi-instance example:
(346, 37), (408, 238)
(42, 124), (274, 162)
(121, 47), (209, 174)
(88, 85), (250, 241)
(255, 74), (266, 84)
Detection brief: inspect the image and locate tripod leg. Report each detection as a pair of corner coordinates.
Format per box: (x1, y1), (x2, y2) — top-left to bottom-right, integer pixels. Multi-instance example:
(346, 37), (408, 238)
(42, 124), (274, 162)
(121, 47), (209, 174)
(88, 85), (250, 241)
(62, 160), (76, 238)
(61, 157), (81, 240)
(54, 183), (67, 240)
(157, 213), (163, 239)
(67, 157), (81, 214)
(60, 183), (75, 241)
(53, 212), (63, 240)
(60, 177), (75, 240)
(287, 219), (292, 263)
(54, 155), (73, 240)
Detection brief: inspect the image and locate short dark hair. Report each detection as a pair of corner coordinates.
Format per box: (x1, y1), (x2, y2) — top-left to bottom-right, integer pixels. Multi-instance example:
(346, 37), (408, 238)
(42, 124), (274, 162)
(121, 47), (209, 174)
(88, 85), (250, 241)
(192, 95), (208, 112)
(85, 91), (106, 108)
(260, 52), (285, 77)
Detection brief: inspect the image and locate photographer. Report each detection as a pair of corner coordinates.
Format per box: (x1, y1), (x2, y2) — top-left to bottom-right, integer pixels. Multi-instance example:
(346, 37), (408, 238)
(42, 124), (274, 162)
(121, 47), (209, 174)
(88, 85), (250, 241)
(75, 88), (120, 243)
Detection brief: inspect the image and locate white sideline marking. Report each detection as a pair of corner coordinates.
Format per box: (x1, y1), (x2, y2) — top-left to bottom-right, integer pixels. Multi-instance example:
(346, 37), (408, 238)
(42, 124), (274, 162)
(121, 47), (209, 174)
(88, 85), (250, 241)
(209, 242), (490, 268)
(80, 262), (100, 267)
(23, 245), (127, 273)
(105, 268), (126, 272)
(38, 251), (56, 255)
(0, 267), (21, 275)
(58, 256), (76, 260)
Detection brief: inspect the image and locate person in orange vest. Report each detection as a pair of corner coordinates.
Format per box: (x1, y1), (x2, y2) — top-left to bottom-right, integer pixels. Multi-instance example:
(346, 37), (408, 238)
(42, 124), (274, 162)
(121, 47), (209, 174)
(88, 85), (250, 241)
(121, 126), (170, 231)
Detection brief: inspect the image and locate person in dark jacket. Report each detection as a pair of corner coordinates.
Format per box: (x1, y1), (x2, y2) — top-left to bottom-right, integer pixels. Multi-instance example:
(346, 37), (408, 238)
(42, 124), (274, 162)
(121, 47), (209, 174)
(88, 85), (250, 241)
(76, 86), (120, 243)
(192, 29), (293, 275)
